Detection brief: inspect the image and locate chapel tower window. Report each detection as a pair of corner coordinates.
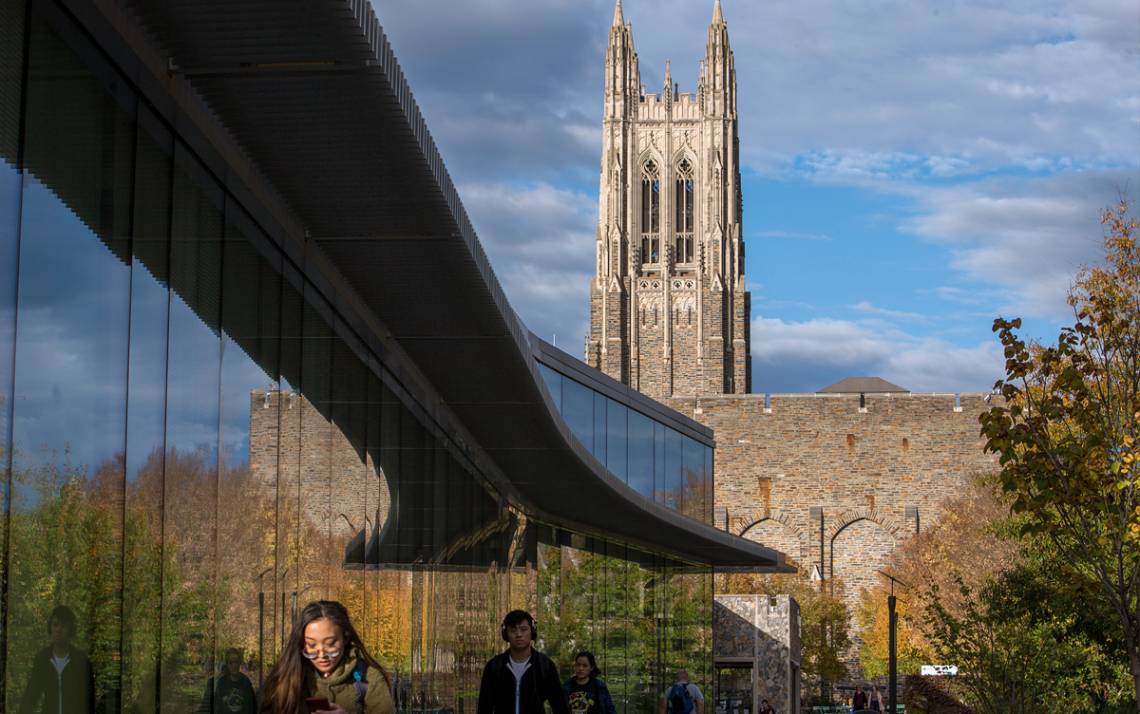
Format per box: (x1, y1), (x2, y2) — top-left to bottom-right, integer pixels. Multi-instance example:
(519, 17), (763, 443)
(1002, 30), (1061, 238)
(640, 159), (660, 264)
(674, 158), (694, 265)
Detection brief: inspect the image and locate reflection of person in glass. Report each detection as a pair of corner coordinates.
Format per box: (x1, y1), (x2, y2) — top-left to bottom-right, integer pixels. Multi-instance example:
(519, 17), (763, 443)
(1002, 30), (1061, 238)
(561, 651), (616, 714)
(260, 600), (394, 714)
(18, 605), (95, 714)
(198, 648), (257, 714)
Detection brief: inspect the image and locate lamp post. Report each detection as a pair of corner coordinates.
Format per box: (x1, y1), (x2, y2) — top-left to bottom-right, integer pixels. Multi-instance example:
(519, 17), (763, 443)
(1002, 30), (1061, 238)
(876, 571), (909, 713)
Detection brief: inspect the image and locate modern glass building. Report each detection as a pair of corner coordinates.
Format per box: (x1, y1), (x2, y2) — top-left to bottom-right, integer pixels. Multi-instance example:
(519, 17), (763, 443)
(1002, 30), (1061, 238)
(0, 1), (788, 713)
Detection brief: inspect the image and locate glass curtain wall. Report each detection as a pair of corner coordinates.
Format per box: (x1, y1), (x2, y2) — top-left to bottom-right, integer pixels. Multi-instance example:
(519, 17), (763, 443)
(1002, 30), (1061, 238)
(0, 3), (715, 714)
(537, 365), (714, 524)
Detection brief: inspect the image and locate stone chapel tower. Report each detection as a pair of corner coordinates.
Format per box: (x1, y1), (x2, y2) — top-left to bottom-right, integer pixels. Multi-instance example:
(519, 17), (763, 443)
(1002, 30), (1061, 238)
(586, 0), (750, 399)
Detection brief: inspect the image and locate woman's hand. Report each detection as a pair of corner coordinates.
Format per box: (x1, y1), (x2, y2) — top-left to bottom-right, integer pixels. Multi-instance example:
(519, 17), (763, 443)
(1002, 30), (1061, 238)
(316, 704), (348, 714)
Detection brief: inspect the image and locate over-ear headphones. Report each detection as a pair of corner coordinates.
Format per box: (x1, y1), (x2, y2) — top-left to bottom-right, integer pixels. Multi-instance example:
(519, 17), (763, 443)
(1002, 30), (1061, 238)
(500, 610), (537, 642)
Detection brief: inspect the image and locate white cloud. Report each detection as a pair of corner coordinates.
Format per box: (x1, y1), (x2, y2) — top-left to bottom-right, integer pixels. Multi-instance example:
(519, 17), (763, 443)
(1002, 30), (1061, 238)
(460, 182), (596, 347)
(751, 316), (1003, 393)
(902, 170), (1134, 318)
(848, 301), (925, 322)
(376, 0), (1138, 183)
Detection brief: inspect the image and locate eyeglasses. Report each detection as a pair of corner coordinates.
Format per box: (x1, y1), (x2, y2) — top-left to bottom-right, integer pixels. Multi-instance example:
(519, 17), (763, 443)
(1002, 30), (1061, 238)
(301, 645), (342, 660)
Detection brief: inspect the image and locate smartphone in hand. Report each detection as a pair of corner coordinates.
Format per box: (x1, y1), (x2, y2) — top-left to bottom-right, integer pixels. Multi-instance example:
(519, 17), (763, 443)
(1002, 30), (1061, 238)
(304, 697), (331, 713)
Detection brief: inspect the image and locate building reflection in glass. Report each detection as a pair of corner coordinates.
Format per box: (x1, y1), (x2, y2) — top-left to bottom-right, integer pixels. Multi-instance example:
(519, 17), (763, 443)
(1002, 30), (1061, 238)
(0, 2), (714, 713)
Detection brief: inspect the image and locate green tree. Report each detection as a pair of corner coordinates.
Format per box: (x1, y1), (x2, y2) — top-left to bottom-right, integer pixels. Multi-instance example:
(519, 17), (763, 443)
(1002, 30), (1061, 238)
(980, 198), (1140, 703)
(922, 572), (1129, 714)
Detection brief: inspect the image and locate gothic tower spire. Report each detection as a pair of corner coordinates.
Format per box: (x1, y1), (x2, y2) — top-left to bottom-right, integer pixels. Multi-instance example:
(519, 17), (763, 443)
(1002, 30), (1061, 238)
(588, 0), (751, 397)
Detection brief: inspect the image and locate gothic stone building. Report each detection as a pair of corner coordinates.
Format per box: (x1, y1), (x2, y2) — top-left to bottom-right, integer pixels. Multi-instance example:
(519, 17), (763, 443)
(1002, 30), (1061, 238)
(587, 0), (750, 399)
(585, 0), (998, 630)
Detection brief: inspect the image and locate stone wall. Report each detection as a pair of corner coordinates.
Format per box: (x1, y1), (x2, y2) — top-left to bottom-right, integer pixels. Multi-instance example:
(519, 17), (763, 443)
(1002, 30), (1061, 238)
(714, 594), (801, 714)
(670, 392), (997, 626)
(249, 390), (390, 545)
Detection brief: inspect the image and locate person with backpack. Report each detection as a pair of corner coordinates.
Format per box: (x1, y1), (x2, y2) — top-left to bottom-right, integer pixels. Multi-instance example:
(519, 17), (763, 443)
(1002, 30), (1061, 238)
(260, 600), (394, 714)
(562, 651), (616, 714)
(477, 610), (570, 714)
(659, 669), (704, 714)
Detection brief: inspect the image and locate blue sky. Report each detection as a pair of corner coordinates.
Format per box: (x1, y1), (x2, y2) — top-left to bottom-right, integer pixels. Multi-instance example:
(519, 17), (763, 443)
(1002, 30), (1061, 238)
(370, 0), (1139, 393)
(371, 0), (1140, 390)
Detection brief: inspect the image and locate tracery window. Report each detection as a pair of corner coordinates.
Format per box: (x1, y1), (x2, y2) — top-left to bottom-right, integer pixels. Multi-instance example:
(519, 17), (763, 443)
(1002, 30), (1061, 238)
(674, 158), (694, 264)
(640, 159), (660, 264)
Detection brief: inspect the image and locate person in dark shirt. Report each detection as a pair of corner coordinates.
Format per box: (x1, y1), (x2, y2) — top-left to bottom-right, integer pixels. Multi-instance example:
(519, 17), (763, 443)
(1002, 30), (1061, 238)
(198, 648), (257, 714)
(18, 605), (95, 714)
(477, 610), (569, 714)
(562, 651), (616, 714)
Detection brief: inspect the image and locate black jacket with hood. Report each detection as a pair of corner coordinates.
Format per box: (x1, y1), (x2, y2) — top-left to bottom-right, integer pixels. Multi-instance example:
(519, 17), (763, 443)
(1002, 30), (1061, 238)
(477, 649), (570, 714)
(18, 645), (95, 714)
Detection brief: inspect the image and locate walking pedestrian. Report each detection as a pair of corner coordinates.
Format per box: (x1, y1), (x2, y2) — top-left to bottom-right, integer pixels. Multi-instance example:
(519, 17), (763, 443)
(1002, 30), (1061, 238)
(259, 600), (395, 714)
(659, 669), (704, 714)
(562, 651), (616, 714)
(477, 610), (569, 714)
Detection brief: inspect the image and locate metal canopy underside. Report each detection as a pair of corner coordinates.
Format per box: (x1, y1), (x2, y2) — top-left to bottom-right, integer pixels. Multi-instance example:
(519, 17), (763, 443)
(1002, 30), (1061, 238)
(110, 0), (788, 570)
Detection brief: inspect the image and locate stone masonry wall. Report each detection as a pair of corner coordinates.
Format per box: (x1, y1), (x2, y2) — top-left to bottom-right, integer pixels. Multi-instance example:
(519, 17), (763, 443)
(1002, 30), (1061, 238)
(714, 594), (801, 714)
(249, 390), (390, 547)
(668, 393), (997, 621)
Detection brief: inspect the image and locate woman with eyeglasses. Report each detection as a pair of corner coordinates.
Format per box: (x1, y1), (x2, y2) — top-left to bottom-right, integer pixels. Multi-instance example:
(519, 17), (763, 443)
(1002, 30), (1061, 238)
(261, 600), (394, 714)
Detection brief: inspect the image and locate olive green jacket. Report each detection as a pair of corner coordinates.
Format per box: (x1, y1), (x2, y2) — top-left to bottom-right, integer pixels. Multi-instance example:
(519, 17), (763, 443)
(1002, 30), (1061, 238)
(306, 648), (395, 714)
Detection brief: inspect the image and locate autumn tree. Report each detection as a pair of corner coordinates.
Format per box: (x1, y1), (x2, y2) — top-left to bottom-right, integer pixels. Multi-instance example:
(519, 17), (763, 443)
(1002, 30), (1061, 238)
(980, 198), (1140, 704)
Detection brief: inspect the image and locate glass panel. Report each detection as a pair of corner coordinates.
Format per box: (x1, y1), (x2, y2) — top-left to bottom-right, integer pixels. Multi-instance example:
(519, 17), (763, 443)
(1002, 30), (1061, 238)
(683, 437), (706, 521)
(705, 447), (714, 525)
(326, 334), (370, 622)
(162, 141), (223, 710)
(561, 375), (593, 452)
(592, 392), (606, 465)
(653, 423), (665, 505)
(274, 264), (304, 663)
(0, 0), (25, 678)
(606, 399), (628, 483)
(627, 410), (653, 499)
(122, 106), (172, 714)
(664, 429), (683, 511)
(296, 291), (333, 605)
(8, 10), (134, 711)
(538, 363), (562, 412)
(217, 198), (281, 712)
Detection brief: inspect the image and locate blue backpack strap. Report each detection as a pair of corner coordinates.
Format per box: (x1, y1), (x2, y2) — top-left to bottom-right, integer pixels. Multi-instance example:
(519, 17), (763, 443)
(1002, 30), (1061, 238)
(353, 658), (369, 714)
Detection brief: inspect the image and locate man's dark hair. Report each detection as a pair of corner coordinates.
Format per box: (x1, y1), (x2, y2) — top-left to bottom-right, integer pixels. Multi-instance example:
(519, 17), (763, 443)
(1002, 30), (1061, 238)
(48, 605), (77, 638)
(500, 610), (537, 642)
(503, 610), (534, 629)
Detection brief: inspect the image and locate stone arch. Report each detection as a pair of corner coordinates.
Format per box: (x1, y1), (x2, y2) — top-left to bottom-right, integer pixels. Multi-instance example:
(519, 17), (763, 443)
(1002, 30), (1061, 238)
(735, 511), (805, 566)
(638, 151), (663, 175)
(827, 507), (905, 542)
(828, 512), (902, 608)
(673, 150), (696, 174)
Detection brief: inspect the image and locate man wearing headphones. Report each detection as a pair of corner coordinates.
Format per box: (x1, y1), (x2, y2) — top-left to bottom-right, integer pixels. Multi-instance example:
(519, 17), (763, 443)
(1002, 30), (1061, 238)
(477, 610), (569, 714)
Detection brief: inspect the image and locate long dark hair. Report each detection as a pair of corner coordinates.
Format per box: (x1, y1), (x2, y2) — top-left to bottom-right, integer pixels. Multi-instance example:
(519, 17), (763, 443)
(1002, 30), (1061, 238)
(575, 650), (601, 679)
(261, 600), (385, 714)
